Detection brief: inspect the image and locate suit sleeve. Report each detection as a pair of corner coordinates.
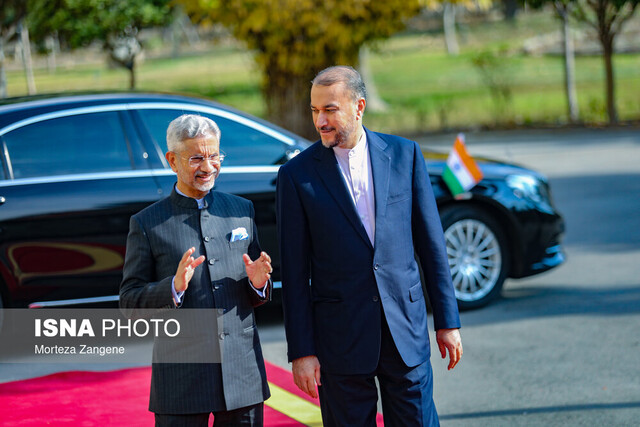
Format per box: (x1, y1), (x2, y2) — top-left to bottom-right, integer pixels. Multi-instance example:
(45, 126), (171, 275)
(276, 165), (315, 362)
(410, 141), (461, 330)
(246, 203), (272, 307)
(119, 216), (175, 313)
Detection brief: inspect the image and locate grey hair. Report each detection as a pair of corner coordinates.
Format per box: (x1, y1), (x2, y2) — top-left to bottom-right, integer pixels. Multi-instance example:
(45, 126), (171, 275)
(166, 114), (221, 152)
(312, 65), (367, 102)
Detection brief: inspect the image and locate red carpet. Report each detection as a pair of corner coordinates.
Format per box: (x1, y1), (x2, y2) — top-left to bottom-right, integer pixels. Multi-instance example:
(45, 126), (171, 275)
(0, 363), (383, 426)
(0, 368), (155, 426)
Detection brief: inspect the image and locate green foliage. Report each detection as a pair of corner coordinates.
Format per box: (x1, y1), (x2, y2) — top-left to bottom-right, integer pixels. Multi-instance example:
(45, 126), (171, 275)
(1, 0), (27, 37)
(179, 0), (422, 137)
(28, 0), (172, 48)
(5, 9), (640, 132)
(26, 0), (173, 88)
(185, 0), (420, 73)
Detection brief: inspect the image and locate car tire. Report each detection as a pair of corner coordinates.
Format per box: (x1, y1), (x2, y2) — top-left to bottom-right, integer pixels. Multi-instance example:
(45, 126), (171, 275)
(440, 204), (509, 309)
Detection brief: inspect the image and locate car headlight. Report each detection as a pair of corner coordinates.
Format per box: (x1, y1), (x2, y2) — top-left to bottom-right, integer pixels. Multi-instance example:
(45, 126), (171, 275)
(506, 174), (545, 203)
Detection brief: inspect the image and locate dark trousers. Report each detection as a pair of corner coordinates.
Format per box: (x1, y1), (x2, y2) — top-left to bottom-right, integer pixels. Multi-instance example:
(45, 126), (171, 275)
(318, 316), (439, 427)
(154, 403), (264, 427)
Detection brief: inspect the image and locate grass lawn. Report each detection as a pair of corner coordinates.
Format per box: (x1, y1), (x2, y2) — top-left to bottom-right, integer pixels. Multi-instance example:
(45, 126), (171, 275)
(4, 9), (640, 135)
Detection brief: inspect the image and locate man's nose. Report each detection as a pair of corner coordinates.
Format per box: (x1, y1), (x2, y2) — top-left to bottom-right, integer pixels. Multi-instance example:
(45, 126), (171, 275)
(200, 159), (215, 172)
(316, 112), (327, 128)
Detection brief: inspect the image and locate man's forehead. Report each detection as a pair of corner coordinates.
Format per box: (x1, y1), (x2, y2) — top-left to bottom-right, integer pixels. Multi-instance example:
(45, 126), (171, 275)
(182, 135), (219, 150)
(311, 82), (349, 105)
(312, 81), (347, 94)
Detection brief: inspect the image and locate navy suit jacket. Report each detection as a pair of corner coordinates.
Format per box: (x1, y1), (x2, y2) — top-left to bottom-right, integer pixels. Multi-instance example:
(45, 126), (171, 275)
(276, 128), (460, 375)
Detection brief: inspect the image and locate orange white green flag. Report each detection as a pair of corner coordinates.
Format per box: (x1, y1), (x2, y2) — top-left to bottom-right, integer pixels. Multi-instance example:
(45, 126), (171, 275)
(442, 133), (483, 197)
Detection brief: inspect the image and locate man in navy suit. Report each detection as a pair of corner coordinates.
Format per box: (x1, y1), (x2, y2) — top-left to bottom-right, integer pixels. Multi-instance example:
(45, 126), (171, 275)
(276, 66), (462, 426)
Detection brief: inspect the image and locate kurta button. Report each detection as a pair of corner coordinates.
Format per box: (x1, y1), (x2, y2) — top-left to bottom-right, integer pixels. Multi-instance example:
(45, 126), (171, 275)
(373, 296), (379, 302)
(374, 264), (379, 270)
(204, 236), (210, 242)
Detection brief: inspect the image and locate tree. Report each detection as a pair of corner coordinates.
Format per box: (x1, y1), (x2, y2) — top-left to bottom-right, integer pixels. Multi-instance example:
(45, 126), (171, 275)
(17, 19), (36, 95)
(502, 0), (520, 20)
(28, 0), (173, 89)
(179, 0), (421, 139)
(0, 1), (28, 98)
(556, 1), (580, 122)
(418, 1), (492, 56)
(527, 0), (580, 122)
(572, 0), (639, 123)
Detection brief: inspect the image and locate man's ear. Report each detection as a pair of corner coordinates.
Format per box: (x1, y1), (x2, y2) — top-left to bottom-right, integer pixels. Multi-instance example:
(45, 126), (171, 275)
(356, 98), (366, 120)
(166, 151), (179, 173)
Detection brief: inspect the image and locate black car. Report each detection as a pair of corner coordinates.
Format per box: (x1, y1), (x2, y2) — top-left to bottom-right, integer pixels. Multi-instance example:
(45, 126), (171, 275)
(0, 93), (564, 315)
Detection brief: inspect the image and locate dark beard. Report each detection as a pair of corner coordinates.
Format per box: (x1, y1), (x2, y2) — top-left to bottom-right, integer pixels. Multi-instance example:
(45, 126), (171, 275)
(321, 127), (351, 149)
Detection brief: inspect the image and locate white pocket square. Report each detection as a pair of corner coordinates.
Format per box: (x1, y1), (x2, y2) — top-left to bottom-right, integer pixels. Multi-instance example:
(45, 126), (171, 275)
(230, 227), (249, 242)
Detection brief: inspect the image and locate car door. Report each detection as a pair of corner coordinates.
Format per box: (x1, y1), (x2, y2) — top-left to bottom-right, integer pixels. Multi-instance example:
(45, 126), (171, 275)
(0, 108), (161, 308)
(131, 105), (301, 284)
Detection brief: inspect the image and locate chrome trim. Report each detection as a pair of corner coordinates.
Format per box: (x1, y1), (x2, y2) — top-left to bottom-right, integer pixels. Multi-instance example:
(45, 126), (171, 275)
(221, 165), (282, 174)
(0, 165), (282, 187)
(28, 295), (120, 308)
(147, 166), (282, 176)
(26, 284), (283, 307)
(1, 139), (13, 179)
(0, 102), (297, 146)
(0, 169), (161, 187)
(0, 105), (129, 136)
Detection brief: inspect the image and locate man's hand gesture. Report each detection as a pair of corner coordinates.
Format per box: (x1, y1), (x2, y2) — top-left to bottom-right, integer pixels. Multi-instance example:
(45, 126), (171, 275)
(243, 251), (272, 289)
(174, 247), (205, 293)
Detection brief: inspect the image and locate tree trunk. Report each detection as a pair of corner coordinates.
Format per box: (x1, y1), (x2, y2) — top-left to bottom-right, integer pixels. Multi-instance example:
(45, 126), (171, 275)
(502, 0), (519, 21)
(0, 37), (7, 98)
(601, 36), (617, 124)
(129, 63), (136, 90)
(358, 46), (388, 112)
(264, 67), (317, 140)
(18, 20), (36, 95)
(46, 34), (59, 73)
(556, 3), (579, 123)
(178, 11), (200, 46)
(443, 3), (459, 56)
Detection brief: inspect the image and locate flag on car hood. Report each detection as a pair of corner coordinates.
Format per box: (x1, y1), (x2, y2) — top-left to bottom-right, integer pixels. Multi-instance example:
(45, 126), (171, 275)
(442, 134), (483, 197)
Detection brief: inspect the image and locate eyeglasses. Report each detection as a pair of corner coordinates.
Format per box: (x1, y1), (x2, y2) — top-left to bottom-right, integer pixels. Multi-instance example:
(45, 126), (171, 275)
(180, 152), (226, 167)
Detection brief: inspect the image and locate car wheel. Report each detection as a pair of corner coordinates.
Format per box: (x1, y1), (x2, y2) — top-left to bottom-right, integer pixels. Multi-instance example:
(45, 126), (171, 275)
(440, 205), (509, 309)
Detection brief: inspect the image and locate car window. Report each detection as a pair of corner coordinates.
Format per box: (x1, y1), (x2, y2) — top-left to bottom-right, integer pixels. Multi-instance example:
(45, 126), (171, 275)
(136, 109), (176, 159)
(3, 111), (132, 179)
(137, 109), (287, 167)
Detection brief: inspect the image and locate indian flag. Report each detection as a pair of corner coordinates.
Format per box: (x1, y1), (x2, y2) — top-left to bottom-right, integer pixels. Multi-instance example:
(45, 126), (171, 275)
(442, 134), (483, 197)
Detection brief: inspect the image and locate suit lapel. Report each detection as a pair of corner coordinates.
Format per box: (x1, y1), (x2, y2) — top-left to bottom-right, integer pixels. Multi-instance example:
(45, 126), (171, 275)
(367, 128), (390, 249)
(313, 143), (373, 249)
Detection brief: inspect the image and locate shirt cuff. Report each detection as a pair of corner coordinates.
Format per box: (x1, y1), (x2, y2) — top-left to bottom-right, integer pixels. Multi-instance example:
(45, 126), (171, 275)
(249, 279), (267, 298)
(171, 276), (185, 307)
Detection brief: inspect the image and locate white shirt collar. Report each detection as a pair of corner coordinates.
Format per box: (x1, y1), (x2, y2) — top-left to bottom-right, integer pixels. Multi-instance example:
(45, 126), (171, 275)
(332, 130), (367, 159)
(175, 186), (208, 209)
